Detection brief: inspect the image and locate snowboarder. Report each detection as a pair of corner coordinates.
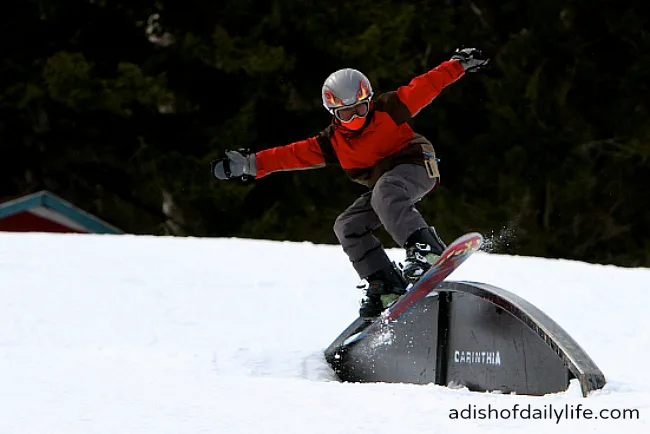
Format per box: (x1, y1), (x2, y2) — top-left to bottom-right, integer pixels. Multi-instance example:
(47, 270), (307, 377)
(213, 48), (489, 318)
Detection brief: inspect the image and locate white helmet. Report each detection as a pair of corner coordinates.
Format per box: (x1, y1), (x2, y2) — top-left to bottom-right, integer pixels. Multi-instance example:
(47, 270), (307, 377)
(321, 68), (374, 121)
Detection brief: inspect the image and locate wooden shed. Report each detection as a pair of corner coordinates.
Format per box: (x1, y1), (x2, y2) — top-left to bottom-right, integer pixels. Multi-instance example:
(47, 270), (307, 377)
(0, 191), (122, 234)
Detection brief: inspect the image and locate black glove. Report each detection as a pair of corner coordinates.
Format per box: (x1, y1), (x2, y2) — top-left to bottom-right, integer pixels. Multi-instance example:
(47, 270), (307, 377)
(451, 48), (489, 72)
(212, 149), (257, 180)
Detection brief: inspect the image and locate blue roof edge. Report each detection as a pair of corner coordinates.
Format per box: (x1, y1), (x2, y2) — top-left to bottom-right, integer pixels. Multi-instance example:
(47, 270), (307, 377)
(0, 190), (123, 234)
(0, 193), (43, 219)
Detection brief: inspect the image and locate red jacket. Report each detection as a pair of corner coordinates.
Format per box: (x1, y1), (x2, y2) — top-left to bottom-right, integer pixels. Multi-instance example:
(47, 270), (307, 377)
(256, 60), (465, 187)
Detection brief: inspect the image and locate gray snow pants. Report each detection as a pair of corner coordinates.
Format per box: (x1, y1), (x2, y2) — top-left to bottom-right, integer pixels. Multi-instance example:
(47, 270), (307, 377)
(333, 164), (438, 279)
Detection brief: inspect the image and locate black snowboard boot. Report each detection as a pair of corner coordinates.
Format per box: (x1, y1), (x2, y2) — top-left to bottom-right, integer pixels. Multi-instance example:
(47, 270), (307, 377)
(359, 263), (408, 319)
(402, 227), (447, 284)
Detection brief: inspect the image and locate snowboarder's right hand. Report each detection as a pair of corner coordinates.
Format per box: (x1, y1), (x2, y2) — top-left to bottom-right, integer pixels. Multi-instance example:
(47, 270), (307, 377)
(212, 149), (257, 180)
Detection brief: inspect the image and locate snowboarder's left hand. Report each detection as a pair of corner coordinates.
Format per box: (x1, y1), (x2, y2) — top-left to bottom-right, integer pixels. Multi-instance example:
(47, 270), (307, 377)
(451, 48), (489, 72)
(212, 149), (257, 180)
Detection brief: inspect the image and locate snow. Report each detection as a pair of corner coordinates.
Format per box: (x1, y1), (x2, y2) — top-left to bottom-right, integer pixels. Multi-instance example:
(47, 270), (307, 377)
(0, 232), (648, 433)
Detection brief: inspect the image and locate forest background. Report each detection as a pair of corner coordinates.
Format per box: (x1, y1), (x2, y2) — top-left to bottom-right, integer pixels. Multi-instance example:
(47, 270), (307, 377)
(2, 0), (648, 266)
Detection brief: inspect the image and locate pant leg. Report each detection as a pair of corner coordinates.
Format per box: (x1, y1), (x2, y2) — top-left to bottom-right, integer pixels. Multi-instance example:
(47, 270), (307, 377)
(370, 164), (438, 247)
(333, 192), (394, 279)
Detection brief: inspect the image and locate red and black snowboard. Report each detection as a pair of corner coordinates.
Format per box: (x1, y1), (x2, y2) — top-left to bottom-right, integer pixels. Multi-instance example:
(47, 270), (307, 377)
(344, 232), (484, 345)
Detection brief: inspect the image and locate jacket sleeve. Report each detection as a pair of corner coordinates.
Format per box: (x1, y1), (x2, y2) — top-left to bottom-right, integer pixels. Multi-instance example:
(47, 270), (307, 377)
(395, 60), (465, 117)
(255, 137), (326, 179)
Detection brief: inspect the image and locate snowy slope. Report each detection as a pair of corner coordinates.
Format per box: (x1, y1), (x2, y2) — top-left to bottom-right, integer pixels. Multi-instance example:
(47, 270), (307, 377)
(0, 232), (648, 433)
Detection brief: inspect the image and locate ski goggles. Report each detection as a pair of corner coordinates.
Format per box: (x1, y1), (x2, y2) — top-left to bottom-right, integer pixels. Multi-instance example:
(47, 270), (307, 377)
(334, 100), (370, 122)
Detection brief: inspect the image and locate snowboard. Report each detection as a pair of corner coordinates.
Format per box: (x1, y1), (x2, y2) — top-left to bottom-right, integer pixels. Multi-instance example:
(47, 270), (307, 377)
(344, 232), (484, 346)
